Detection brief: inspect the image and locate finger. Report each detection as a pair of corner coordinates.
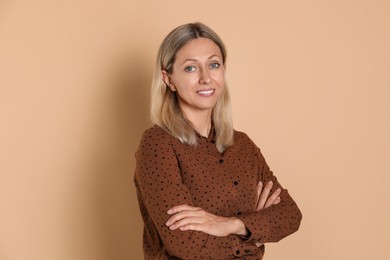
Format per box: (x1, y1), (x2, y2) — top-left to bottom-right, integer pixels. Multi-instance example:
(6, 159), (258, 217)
(168, 216), (204, 230)
(256, 181), (273, 211)
(167, 204), (198, 215)
(256, 181), (263, 206)
(264, 188), (282, 208)
(178, 223), (206, 232)
(256, 181), (273, 210)
(165, 208), (203, 226)
(256, 181), (263, 198)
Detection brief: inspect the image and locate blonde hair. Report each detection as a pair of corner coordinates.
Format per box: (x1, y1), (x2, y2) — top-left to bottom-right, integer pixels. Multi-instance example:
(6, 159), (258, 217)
(150, 22), (233, 152)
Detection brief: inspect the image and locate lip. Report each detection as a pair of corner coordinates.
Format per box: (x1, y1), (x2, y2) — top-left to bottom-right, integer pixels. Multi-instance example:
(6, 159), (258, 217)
(196, 88), (215, 97)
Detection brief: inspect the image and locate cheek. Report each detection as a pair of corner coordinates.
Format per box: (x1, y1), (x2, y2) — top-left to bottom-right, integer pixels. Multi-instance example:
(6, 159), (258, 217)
(213, 70), (226, 84)
(215, 74), (226, 87)
(174, 74), (197, 88)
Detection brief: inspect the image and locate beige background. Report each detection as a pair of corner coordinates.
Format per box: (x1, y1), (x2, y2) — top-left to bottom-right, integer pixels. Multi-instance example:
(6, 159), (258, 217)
(1, 0), (389, 259)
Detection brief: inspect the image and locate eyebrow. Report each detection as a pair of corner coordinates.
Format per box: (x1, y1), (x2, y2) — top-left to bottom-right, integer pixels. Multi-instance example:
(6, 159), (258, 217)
(182, 54), (221, 65)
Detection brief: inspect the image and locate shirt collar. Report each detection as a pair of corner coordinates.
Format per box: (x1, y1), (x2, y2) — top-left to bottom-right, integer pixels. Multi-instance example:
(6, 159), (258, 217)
(195, 126), (216, 143)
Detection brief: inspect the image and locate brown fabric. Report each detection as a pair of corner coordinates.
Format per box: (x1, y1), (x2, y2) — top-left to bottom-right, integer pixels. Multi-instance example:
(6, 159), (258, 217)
(134, 125), (302, 259)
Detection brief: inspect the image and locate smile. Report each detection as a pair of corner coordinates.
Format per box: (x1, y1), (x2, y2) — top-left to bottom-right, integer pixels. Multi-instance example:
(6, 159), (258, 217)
(196, 89), (215, 95)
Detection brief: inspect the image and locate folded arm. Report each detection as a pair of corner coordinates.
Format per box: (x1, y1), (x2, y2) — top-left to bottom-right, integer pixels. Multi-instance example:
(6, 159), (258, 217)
(134, 130), (259, 259)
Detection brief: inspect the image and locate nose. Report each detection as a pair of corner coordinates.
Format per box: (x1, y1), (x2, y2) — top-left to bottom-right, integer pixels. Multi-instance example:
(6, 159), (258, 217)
(199, 68), (211, 85)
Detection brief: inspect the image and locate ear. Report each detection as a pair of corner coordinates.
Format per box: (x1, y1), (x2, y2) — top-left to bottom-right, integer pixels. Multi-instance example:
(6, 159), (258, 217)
(161, 70), (176, 91)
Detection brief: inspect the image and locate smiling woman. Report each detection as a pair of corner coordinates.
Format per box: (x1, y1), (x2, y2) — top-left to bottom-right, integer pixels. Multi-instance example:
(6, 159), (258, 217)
(162, 38), (226, 136)
(133, 22), (302, 259)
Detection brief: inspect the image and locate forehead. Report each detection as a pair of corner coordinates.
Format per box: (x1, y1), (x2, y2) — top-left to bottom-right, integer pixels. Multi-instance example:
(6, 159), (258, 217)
(175, 38), (222, 61)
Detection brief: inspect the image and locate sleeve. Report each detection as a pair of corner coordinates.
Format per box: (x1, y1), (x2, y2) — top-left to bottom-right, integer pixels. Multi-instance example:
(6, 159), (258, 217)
(133, 128), (259, 259)
(237, 147), (303, 244)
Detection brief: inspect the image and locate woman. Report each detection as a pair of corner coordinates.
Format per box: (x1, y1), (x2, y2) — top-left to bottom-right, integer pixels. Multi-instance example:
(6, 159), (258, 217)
(134, 22), (302, 259)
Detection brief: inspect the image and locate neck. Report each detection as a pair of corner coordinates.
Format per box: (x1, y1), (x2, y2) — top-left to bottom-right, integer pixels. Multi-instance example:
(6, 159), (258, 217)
(181, 108), (212, 137)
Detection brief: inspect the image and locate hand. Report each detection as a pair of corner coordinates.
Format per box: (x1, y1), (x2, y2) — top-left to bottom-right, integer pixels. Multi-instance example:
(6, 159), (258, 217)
(255, 181), (281, 211)
(165, 204), (247, 237)
(255, 181), (281, 247)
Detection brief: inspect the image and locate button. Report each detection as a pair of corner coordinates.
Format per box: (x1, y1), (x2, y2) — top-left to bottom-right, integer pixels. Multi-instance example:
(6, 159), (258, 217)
(219, 159), (224, 163)
(233, 181), (238, 185)
(235, 250), (240, 255)
(237, 211), (242, 215)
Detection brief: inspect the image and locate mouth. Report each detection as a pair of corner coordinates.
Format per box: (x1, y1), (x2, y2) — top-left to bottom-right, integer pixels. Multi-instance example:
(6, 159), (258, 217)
(196, 89), (215, 96)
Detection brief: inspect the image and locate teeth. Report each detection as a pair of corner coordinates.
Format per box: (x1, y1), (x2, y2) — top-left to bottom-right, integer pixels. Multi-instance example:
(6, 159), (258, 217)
(197, 89), (214, 94)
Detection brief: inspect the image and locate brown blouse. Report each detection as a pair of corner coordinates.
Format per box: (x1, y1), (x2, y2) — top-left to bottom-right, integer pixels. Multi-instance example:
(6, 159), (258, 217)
(134, 125), (302, 259)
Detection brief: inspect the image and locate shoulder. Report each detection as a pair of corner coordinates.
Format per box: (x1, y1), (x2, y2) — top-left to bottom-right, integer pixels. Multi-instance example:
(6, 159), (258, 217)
(141, 124), (172, 139)
(232, 129), (261, 153)
(233, 129), (249, 140)
(233, 129), (256, 145)
(138, 124), (178, 151)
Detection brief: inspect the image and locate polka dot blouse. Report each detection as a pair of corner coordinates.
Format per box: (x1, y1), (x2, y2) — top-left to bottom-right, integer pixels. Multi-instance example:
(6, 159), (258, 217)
(134, 125), (302, 259)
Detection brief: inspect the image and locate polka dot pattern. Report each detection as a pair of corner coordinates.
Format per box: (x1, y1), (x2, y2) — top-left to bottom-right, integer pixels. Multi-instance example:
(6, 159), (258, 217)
(134, 125), (302, 259)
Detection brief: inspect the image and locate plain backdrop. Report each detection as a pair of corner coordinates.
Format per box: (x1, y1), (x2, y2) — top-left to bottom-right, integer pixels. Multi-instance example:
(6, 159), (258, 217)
(1, 0), (389, 259)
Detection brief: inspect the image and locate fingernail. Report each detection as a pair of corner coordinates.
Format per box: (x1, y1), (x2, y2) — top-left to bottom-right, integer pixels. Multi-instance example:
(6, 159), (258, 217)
(258, 181), (262, 186)
(167, 209), (172, 214)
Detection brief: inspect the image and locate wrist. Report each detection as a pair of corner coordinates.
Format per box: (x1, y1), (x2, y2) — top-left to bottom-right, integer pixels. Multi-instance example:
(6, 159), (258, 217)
(228, 217), (248, 237)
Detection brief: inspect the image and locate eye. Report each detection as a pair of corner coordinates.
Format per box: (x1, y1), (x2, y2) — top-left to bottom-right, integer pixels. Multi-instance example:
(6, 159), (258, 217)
(185, 66), (197, 72)
(209, 63), (220, 69)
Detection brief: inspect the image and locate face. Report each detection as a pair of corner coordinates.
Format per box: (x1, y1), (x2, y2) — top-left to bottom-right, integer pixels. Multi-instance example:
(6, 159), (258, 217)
(162, 37), (225, 119)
